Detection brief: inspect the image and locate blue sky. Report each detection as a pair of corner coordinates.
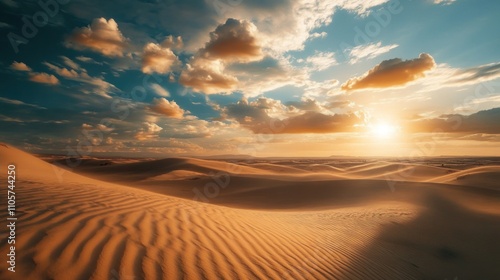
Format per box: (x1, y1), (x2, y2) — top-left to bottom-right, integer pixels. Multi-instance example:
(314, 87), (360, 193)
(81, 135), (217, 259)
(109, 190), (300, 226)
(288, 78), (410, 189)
(1, 0), (500, 157)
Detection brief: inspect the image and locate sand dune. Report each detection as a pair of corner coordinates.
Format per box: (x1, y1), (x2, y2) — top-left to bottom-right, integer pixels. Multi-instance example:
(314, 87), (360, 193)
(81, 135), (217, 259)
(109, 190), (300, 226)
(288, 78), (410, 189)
(1, 144), (500, 279)
(427, 165), (500, 190)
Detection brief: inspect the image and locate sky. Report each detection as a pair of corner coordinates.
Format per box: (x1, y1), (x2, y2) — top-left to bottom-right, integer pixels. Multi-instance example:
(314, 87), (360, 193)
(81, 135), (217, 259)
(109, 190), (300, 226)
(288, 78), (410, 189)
(1, 0), (500, 157)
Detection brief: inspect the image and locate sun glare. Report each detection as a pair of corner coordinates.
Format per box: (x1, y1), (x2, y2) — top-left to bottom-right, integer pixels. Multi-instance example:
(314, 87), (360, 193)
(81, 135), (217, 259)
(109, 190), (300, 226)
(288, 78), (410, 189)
(370, 122), (399, 139)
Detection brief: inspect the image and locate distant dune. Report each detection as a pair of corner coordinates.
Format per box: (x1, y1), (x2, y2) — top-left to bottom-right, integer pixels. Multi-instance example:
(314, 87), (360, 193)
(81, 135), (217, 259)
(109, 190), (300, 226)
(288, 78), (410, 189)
(1, 144), (500, 279)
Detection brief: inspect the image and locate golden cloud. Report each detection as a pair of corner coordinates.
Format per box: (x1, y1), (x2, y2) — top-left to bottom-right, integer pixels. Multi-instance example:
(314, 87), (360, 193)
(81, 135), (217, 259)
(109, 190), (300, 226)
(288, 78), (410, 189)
(342, 53), (436, 91)
(66, 18), (127, 57)
(149, 98), (185, 119)
(141, 43), (180, 74)
(202, 18), (262, 62)
(29, 72), (59, 85)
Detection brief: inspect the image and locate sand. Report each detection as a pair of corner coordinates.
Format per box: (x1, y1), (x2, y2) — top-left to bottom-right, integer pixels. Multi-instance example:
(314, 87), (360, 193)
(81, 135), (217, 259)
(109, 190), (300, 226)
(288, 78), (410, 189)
(1, 144), (500, 279)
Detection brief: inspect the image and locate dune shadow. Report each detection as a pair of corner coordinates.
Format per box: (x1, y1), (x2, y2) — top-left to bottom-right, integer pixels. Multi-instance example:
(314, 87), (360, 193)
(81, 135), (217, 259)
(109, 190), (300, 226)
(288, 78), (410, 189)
(337, 193), (500, 280)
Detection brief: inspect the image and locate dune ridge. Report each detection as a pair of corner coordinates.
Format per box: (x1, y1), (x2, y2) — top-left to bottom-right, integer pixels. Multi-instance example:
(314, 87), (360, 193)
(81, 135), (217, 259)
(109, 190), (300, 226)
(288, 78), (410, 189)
(1, 144), (500, 279)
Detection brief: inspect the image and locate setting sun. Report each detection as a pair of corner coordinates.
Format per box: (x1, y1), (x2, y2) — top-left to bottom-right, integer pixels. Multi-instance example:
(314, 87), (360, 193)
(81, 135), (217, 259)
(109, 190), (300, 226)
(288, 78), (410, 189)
(370, 122), (399, 139)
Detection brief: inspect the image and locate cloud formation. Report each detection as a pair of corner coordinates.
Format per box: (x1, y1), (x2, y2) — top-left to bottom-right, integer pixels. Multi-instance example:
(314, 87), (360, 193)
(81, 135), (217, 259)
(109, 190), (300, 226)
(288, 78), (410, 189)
(179, 18), (264, 94)
(305, 52), (337, 71)
(149, 98), (185, 119)
(150, 83), (170, 97)
(66, 18), (128, 56)
(135, 122), (163, 141)
(29, 72), (59, 85)
(433, 0), (456, 5)
(141, 43), (180, 74)
(43, 61), (118, 98)
(408, 107), (500, 134)
(0, 97), (46, 109)
(342, 53), (436, 91)
(451, 62), (500, 85)
(10, 61), (31, 71)
(347, 42), (398, 64)
(224, 98), (364, 134)
(202, 18), (262, 62)
(179, 58), (238, 94)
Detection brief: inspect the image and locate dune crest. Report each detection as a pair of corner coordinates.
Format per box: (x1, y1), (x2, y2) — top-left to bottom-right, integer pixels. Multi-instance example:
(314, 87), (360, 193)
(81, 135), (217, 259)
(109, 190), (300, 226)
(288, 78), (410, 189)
(1, 145), (500, 279)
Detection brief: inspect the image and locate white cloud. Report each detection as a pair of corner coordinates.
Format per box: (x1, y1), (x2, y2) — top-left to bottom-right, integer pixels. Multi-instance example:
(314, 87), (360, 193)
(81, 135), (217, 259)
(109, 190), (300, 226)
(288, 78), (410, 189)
(221, 0), (390, 53)
(433, 0), (456, 5)
(305, 52), (337, 71)
(348, 42), (398, 64)
(150, 83), (170, 97)
(309, 32), (328, 40)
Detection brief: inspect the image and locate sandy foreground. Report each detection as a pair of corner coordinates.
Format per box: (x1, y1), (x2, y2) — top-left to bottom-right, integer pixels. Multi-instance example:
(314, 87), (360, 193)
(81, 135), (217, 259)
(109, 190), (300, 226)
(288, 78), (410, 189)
(1, 144), (500, 280)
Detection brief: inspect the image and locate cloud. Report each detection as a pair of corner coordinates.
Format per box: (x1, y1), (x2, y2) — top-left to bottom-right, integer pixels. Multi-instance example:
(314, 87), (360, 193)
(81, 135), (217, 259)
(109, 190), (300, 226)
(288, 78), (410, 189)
(224, 97), (365, 134)
(451, 62), (500, 85)
(150, 83), (170, 97)
(286, 99), (322, 111)
(305, 51), (337, 71)
(135, 122), (163, 140)
(160, 35), (183, 50)
(202, 18), (262, 62)
(43, 61), (118, 98)
(43, 62), (79, 78)
(10, 61), (31, 71)
(226, 0), (390, 53)
(179, 58), (238, 94)
(149, 98), (185, 119)
(341, 53), (436, 91)
(179, 18), (265, 94)
(414, 61), (500, 93)
(66, 18), (128, 57)
(408, 107), (500, 134)
(75, 56), (103, 65)
(141, 42), (179, 74)
(277, 111), (364, 133)
(309, 32), (327, 40)
(433, 0), (456, 5)
(60, 56), (81, 71)
(228, 56), (308, 97)
(181, 52), (307, 96)
(0, 97), (46, 109)
(81, 123), (114, 132)
(29, 72), (59, 85)
(338, 0), (392, 15)
(179, 18), (268, 94)
(347, 42), (398, 64)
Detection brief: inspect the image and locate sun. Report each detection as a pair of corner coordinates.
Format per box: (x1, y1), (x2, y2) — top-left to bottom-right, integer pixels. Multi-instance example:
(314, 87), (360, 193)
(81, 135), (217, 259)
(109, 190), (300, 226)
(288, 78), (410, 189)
(370, 122), (399, 139)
